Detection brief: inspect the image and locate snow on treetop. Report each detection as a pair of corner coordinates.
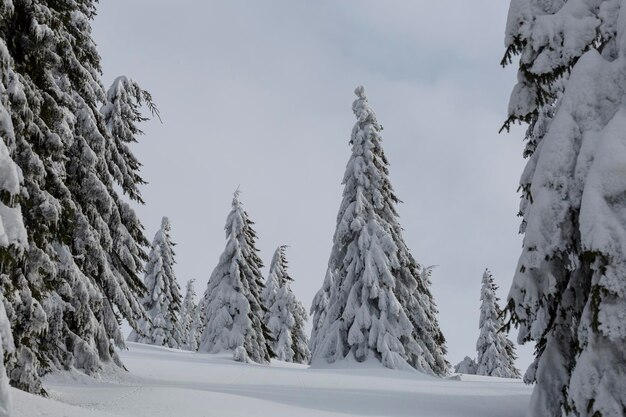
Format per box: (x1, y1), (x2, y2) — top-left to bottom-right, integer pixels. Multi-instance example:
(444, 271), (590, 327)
(354, 85), (366, 99)
(233, 187), (242, 206)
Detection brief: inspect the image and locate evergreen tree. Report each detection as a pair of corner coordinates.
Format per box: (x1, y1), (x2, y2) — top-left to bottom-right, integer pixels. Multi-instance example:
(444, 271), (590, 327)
(0, 0), (152, 393)
(454, 356), (477, 375)
(262, 246), (310, 364)
(310, 86), (448, 374)
(475, 270), (520, 379)
(180, 279), (201, 351)
(199, 191), (271, 363)
(129, 217), (183, 348)
(502, 1), (626, 415)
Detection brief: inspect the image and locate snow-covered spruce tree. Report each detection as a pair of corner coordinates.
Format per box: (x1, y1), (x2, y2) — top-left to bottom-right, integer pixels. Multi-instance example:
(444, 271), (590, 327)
(199, 191), (272, 363)
(475, 270), (520, 379)
(0, 0), (152, 393)
(310, 87), (448, 374)
(180, 279), (201, 351)
(129, 217), (183, 348)
(454, 357), (477, 375)
(262, 246), (310, 364)
(502, 1), (626, 415)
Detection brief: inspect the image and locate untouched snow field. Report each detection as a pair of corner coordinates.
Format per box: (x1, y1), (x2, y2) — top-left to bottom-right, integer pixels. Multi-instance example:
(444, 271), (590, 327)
(13, 343), (531, 417)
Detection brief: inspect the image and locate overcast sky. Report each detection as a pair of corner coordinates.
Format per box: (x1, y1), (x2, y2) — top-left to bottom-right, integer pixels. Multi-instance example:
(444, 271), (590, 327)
(92, 0), (533, 369)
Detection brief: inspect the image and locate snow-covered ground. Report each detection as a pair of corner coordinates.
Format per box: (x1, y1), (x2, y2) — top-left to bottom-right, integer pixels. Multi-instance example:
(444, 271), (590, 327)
(13, 343), (531, 417)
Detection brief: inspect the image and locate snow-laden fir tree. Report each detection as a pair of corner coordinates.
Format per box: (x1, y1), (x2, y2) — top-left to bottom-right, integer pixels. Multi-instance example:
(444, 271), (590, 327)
(0, 299), (14, 417)
(310, 86), (448, 374)
(180, 279), (201, 351)
(199, 191), (272, 363)
(129, 217), (184, 348)
(262, 246), (310, 364)
(0, 0), (154, 393)
(454, 357), (477, 375)
(475, 270), (520, 379)
(502, 1), (626, 415)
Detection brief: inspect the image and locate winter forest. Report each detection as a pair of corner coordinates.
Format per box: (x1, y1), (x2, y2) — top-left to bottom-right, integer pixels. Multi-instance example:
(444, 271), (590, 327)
(1, 1), (625, 417)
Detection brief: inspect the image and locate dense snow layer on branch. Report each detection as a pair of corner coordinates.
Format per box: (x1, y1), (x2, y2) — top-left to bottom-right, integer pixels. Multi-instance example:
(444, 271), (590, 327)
(475, 270), (520, 379)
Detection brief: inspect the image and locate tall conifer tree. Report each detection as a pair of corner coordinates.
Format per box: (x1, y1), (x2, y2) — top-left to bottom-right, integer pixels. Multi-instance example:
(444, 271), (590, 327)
(475, 270), (520, 378)
(0, 0), (152, 393)
(180, 279), (201, 351)
(129, 217), (183, 348)
(199, 191), (271, 363)
(503, 1), (626, 414)
(310, 87), (448, 374)
(262, 246), (310, 364)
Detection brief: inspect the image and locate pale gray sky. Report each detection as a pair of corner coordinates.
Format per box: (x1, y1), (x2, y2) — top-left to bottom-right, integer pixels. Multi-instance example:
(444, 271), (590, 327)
(92, 0), (533, 369)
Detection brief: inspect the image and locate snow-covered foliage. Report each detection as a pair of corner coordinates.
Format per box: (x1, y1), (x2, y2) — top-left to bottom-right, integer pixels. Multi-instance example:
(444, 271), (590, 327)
(129, 217), (184, 349)
(475, 270), (519, 379)
(101, 76), (156, 203)
(0, 111), (25, 250)
(454, 356), (477, 375)
(180, 279), (201, 351)
(310, 87), (448, 375)
(0, 298), (14, 417)
(503, 1), (626, 415)
(199, 191), (272, 363)
(262, 246), (310, 364)
(0, 0), (152, 393)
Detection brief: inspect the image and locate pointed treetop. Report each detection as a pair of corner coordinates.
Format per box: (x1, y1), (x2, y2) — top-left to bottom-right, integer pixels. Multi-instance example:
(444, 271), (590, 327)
(270, 245), (293, 285)
(354, 85), (366, 99)
(161, 216), (171, 230)
(233, 187), (242, 206)
(482, 268), (490, 281)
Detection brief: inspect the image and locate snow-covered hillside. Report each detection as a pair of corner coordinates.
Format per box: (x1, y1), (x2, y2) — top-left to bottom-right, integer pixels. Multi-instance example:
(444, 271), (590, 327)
(13, 343), (530, 417)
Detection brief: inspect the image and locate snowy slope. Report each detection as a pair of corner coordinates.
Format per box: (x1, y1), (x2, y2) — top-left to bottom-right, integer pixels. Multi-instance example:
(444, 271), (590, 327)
(13, 343), (530, 417)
